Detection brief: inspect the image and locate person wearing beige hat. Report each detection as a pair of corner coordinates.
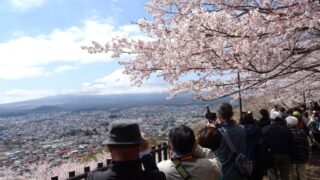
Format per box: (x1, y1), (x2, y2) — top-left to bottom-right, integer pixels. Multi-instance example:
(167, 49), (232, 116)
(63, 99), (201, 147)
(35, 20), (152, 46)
(285, 116), (309, 180)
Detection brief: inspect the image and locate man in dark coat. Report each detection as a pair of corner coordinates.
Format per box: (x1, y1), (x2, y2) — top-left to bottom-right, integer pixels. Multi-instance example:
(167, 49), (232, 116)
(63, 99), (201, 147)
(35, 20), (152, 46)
(87, 120), (166, 180)
(286, 116), (309, 180)
(262, 111), (292, 180)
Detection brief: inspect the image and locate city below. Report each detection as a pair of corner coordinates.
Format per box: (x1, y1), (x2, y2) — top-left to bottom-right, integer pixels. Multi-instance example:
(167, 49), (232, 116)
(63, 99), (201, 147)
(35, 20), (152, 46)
(0, 94), (229, 176)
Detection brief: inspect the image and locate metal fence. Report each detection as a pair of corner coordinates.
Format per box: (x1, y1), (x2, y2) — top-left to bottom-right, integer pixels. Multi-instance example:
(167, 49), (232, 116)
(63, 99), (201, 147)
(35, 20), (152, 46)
(51, 143), (168, 180)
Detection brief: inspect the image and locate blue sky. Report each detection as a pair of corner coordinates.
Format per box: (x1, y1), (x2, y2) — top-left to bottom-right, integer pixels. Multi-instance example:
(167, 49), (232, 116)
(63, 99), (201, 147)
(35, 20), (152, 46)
(0, 0), (165, 104)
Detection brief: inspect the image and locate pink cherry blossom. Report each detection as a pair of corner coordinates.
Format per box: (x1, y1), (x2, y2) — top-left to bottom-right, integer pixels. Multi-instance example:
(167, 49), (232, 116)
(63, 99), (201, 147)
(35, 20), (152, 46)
(83, 0), (320, 103)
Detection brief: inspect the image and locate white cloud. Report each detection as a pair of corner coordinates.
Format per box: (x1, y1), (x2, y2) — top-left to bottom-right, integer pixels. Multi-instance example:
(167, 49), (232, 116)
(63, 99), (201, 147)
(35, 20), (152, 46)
(5, 88), (55, 97)
(54, 65), (79, 74)
(0, 66), (43, 80)
(4, 89), (56, 103)
(9, 0), (47, 11)
(0, 68), (165, 104)
(0, 69), (165, 104)
(80, 69), (165, 95)
(0, 19), (144, 80)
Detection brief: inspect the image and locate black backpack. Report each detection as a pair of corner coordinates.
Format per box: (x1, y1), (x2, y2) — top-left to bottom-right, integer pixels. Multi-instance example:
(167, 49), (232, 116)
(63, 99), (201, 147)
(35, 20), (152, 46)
(257, 138), (273, 170)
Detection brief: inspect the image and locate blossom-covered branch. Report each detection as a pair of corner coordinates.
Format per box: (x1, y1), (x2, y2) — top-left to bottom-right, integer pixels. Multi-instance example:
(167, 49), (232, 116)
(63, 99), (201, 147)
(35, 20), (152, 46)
(83, 0), (320, 103)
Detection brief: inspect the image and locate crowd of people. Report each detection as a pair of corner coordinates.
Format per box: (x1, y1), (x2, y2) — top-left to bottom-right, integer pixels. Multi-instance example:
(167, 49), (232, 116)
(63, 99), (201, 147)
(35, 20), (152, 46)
(87, 101), (320, 180)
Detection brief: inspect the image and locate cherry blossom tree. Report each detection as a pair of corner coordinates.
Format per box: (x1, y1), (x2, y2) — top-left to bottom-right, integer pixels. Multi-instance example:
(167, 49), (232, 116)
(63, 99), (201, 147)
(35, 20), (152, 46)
(249, 72), (320, 105)
(83, 0), (320, 102)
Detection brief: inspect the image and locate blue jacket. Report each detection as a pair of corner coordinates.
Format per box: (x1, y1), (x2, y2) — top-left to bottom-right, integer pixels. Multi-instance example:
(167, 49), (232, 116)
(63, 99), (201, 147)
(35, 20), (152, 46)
(215, 122), (247, 180)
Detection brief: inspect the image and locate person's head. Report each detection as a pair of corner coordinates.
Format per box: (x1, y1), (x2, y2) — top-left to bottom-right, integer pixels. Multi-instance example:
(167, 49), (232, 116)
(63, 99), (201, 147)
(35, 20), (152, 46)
(107, 145), (140, 161)
(299, 103), (306, 111)
(198, 127), (222, 151)
(270, 111), (282, 123)
(292, 111), (301, 119)
(169, 125), (195, 155)
(292, 106), (302, 113)
(280, 107), (286, 113)
(104, 120), (145, 161)
(272, 104), (279, 111)
(314, 102), (319, 108)
(217, 103), (234, 123)
(241, 111), (255, 125)
(285, 116), (298, 128)
(259, 109), (269, 119)
(287, 108), (294, 116)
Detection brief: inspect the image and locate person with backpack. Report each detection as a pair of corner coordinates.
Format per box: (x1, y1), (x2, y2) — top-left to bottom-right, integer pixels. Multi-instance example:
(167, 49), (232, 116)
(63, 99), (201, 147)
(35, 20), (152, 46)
(286, 116), (309, 180)
(262, 111), (292, 180)
(214, 103), (248, 180)
(157, 125), (221, 180)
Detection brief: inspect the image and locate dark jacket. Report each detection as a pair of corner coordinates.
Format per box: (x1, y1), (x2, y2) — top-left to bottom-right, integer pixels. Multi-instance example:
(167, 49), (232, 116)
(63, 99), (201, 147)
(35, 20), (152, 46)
(262, 122), (292, 154)
(87, 154), (166, 180)
(244, 125), (261, 161)
(290, 128), (309, 164)
(244, 125), (264, 180)
(215, 121), (247, 180)
(258, 117), (270, 129)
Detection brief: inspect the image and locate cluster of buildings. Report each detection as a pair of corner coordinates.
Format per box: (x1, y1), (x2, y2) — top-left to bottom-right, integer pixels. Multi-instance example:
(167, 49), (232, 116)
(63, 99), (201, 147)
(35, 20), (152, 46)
(0, 104), (206, 175)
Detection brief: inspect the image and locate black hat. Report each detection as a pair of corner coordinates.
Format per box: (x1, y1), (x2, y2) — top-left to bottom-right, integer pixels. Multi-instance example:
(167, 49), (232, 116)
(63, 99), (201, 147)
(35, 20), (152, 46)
(104, 120), (145, 145)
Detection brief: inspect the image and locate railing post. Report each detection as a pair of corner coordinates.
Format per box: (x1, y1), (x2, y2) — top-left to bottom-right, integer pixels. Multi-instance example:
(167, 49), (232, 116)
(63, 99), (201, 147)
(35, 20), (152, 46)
(106, 158), (112, 165)
(68, 171), (75, 178)
(84, 166), (90, 180)
(157, 144), (162, 162)
(97, 162), (103, 168)
(84, 166), (90, 173)
(151, 145), (156, 161)
(163, 142), (168, 160)
(51, 176), (58, 180)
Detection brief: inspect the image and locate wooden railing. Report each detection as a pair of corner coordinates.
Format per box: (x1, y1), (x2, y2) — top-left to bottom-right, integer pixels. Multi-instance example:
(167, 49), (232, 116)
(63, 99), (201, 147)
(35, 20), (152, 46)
(51, 143), (168, 180)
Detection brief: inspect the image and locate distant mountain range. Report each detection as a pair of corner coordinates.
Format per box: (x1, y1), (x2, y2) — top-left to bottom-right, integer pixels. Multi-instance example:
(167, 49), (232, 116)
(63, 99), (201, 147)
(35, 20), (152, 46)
(0, 94), (232, 117)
